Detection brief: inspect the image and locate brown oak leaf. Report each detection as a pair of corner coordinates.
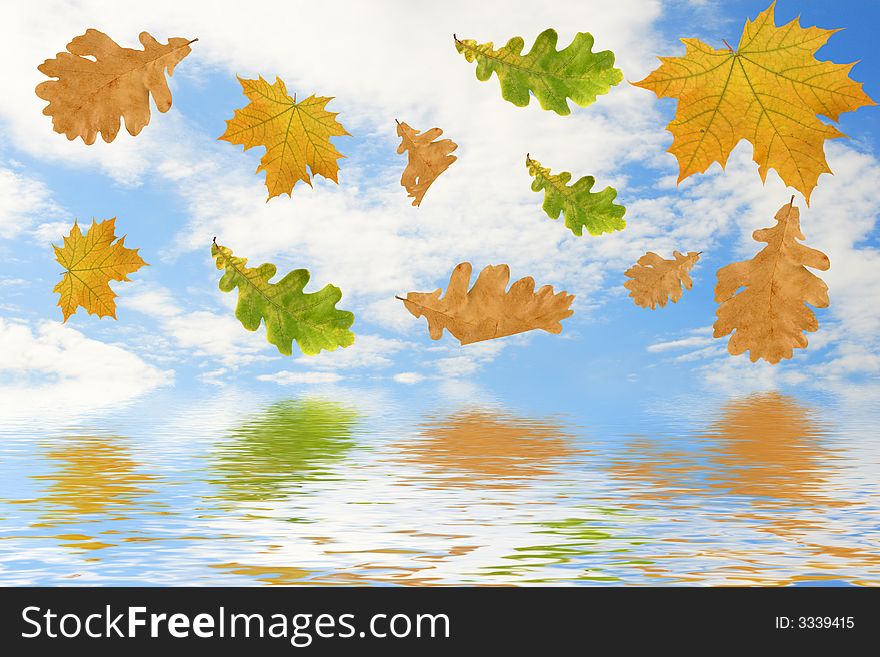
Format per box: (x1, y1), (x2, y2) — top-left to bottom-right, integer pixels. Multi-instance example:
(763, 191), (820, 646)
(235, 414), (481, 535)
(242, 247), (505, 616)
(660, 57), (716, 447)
(624, 251), (701, 309)
(398, 262), (574, 345)
(714, 198), (830, 363)
(396, 120), (457, 206)
(36, 29), (195, 144)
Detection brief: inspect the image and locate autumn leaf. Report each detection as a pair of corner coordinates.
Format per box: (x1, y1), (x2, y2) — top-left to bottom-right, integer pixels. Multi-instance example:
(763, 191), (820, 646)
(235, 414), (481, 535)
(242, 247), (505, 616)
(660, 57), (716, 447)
(624, 251), (701, 309)
(527, 155), (625, 236)
(212, 240), (354, 356)
(53, 218), (147, 321)
(633, 1), (875, 202)
(396, 120), (457, 206)
(454, 29), (622, 115)
(714, 198), (829, 364)
(36, 29), (195, 144)
(219, 76), (349, 200)
(398, 262), (574, 345)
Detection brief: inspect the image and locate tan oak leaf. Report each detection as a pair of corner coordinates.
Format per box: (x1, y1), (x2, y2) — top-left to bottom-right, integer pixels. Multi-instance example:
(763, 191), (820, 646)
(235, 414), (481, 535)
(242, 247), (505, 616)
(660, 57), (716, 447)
(714, 198), (829, 363)
(398, 262), (574, 345)
(36, 29), (195, 144)
(624, 251), (701, 309)
(396, 120), (457, 206)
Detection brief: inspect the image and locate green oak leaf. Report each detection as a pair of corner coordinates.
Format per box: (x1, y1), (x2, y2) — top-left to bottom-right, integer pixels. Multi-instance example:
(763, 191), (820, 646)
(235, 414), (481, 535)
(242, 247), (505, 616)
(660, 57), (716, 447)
(211, 240), (354, 356)
(454, 29), (622, 115)
(527, 156), (626, 237)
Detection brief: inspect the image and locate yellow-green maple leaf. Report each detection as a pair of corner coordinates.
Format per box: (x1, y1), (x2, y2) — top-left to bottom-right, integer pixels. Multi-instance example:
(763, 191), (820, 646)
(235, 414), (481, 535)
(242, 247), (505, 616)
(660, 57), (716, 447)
(53, 218), (147, 321)
(633, 1), (875, 202)
(219, 76), (349, 200)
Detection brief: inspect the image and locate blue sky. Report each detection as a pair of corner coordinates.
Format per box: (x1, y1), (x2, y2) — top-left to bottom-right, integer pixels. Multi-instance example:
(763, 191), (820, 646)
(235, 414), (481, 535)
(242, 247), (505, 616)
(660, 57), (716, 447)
(1, 0), (879, 423)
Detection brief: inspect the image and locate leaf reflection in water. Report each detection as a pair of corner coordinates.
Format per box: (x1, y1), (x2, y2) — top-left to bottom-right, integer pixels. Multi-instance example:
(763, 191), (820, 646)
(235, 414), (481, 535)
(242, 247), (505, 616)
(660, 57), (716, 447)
(610, 393), (875, 584)
(483, 509), (648, 583)
(23, 435), (161, 552)
(208, 399), (360, 504)
(613, 393), (837, 505)
(395, 408), (578, 490)
(703, 392), (839, 505)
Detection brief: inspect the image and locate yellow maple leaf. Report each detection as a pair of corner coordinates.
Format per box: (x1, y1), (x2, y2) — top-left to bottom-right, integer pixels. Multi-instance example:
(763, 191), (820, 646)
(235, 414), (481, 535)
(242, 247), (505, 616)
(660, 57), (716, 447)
(633, 1), (875, 202)
(398, 262), (574, 345)
(36, 29), (195, 144)
(396, 120), (457, 206)
(714, 198), (829, 364)
(52, 218), (148, 321)
(219, 76), (349, 200)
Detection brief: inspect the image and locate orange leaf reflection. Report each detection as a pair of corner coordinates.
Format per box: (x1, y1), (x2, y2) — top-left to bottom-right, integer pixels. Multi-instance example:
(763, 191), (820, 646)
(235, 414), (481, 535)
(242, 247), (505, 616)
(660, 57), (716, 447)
(395, 408), (578, 490)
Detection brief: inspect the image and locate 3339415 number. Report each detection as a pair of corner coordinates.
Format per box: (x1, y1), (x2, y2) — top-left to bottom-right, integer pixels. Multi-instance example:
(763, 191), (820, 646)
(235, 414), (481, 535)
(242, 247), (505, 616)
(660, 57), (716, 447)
(798, 616), (854, 629)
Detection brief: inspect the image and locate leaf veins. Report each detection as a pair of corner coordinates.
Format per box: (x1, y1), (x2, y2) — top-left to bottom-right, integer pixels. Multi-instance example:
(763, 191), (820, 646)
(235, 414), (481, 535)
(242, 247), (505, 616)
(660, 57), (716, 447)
(53, 218), (147, 321)
(632, 1), (875, 202)
(219, 76), (349, 201)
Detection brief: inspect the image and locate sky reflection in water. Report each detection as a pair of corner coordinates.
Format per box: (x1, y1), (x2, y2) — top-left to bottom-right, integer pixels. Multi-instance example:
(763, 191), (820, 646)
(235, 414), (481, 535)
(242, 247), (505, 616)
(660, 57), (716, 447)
(0, 388), (877, 586)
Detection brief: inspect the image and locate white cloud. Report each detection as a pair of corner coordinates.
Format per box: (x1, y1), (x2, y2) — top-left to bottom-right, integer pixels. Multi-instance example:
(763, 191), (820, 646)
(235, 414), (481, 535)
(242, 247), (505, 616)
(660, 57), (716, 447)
(0, 166), (64, 239)
(29, 220), (72, 243)
(647, 334), (714, 353)
(122, 285), (418, 372)
(412, 336), (521, 379)
(435, 355), (480, 377)
(0, 278), (29, 287)
(294, 334), (411, 370)
(198, 367), (228, 386)
(121, 284), (274, 367)
(257, 370), (344, 385)
(697, 356), (810, 393)
(822, 344), (880, 377)
(121, 285), (178, 316)
(163, 310), (272, 366)
(393, 371), (425, 384)
(673, 345), (727, 363)
(0, 317), (171, 421)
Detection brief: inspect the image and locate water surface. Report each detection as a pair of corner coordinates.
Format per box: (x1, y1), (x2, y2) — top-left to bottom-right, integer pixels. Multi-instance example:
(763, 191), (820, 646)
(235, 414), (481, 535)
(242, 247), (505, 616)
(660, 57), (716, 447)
(0, 388), (877, 585)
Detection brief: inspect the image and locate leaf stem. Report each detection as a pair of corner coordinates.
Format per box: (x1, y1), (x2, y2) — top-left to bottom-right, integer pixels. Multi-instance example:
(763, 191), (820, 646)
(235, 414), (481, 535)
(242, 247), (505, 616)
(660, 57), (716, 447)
(722, 39), (733, 53)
